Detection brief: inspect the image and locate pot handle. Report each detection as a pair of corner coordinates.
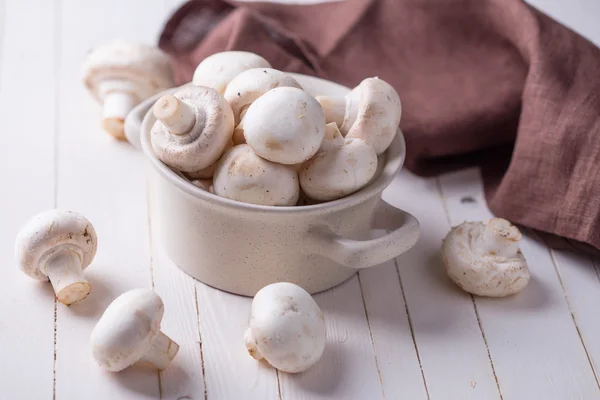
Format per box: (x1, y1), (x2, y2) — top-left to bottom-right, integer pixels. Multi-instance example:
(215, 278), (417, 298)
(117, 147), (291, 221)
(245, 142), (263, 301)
(303, 200), (420, 269)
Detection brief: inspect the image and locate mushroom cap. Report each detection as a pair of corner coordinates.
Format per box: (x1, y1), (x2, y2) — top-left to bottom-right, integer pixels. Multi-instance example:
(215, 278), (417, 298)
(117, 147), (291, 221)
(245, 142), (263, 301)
(15, 209), (98, 281)
(90, 288), (164, 372)
(185, 140), (234, 179)
(243, 87), (326, 165)
(244, 282), (326, 373)
(81, 40), (174, 103)
(192, 51), (272, 94)
(213, 144), (299, 206)
(442, 221), (530, 297)
(344, 77), (402, 155)
(224, 68), (303, 124)
(151, 86), (234, 172)
(299, 138), (378, 201)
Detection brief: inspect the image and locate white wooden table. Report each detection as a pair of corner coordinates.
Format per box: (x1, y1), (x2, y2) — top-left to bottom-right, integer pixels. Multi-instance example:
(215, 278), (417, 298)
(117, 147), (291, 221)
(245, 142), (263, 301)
(1, 0), (599, 399)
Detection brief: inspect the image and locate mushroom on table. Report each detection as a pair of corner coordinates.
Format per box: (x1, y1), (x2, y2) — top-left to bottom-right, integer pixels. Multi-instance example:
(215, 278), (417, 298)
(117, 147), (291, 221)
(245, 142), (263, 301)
(442, 218), (531, 297)
(81, 40), (174, 140)
(244, 282), (326, 373)
(91, 288), (179, 372)
(151, 86), (234, 173)
(316, 77), (402, 154)
(192, 51), (272, 94)
(15, 209), (98, 305)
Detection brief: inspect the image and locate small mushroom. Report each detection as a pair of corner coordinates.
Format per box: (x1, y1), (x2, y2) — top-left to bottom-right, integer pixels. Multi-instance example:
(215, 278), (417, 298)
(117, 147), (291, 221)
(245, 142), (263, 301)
(224, 68), (303, 125)
(442, 218), (530, 297)
(91, 288), (179, 372)
(192, 51), (272, 94)
(316, 77), (401, 154)
(81, 40), (174, 140)
(299, 137), (378, 201)
(151, 86), (234, 172)
(213, 144), (299, 206)
(14, 209), (98, 305)
(320, 122), (345, 152)
(244, 282), (326, 373)
(243, 87), (326, 165)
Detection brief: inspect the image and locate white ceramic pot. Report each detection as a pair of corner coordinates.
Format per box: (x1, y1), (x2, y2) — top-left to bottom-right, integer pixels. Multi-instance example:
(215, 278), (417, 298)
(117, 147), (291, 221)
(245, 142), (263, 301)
(126, 74), (420, 296)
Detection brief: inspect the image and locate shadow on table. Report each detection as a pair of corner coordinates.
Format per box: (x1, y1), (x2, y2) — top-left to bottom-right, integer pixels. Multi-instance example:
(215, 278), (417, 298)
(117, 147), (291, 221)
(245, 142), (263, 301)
(66, 267), (120, 319)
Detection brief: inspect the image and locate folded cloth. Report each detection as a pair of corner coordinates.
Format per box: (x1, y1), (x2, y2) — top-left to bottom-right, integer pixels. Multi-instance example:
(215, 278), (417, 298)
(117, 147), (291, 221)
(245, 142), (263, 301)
(158, 0), (600, 253)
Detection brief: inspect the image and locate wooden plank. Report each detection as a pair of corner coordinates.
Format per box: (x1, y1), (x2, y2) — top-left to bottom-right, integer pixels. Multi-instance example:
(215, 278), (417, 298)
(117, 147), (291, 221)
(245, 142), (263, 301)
(551, 249), (600, 384)
(438, 168), (600, 399)
(195, 281), (279, 400)
(53, 1), (170, 399)
(384, 171), (501, 399)
(279, 276), (384, 400)
(358, 253), (429, 399)
(0, 1), (56, 398)
(149, 192), (207, 399)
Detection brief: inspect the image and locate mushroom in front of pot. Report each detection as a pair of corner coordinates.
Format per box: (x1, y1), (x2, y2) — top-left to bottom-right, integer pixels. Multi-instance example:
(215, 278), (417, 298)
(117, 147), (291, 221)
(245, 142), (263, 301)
(299, 122), (378, 202)
(81, 40), (174, 140)
(192, 51), (272, 94)
(151, 86), (234, 173)
(442, 218), (531, 297)
(316, 77), (401, 155)
(244, 282), (326, 373)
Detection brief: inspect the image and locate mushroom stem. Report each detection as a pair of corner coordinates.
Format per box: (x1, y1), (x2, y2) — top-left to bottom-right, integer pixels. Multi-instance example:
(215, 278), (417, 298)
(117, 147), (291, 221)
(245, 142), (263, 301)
(138, 330), (179, 370)
(482, 218), (522, 258)
(45, 248), (92, 306)
(316, 96), (345, 128)
(153, 94), (196, 135)
(102, 91), (138, 139)
(244, 328), (263, 360)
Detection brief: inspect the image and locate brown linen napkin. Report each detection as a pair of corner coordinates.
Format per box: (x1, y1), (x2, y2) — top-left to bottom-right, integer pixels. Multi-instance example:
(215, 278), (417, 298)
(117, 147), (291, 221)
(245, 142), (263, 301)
(158, 0), (600, 253)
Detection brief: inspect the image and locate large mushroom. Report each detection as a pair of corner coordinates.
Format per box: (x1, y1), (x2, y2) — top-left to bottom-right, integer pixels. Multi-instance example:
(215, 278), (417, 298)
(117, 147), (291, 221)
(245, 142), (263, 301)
(244, 282), (326, 373)
(224, 68), (303, 126)
(91, 288), (179, 372)
(151, 86), (234, 172)
(242, 87), (326, 165)
(192, 51), (271, 94)
(213, 144), (299, 206)
(442, 218), (531, 297)
(81, 40), (174, 140)
(14, 209), (98, 305)
(299, 123), (378, 201)
(316, 77), (401, 154)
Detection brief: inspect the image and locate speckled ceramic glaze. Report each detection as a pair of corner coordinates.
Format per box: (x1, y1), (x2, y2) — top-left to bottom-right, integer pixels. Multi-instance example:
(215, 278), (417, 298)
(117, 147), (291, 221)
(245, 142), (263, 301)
(127, 74), (420, 296)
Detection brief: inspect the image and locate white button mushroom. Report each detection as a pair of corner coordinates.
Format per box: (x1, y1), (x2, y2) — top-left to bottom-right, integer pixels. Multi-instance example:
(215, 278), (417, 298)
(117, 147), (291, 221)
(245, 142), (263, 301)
(242, 87), (326, 165)
(192, 51), (272, 94)
(151, 86), (234, 172)
(213, 144), (299, 206)
(442, 218), (531, 297)
(14, 209), (98, 305)
(91, 288), (179, 372)
(224, 68), (303, 125)
(81, 40), (174, 140)
(299, 133), (378, 202)
(316, 77), (401, 155)
(244, 282), (326, 373)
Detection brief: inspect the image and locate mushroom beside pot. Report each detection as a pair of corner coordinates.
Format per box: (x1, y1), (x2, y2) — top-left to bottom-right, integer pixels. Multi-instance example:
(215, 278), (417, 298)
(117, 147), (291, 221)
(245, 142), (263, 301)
(213, 144), (299, 206)
(299, 123), (378, 201)
(244, 282), (326, 373)
(316, 77), (401, 155)
(192, 51), (272, 94)
(81, 40), (174, 140)
(224, 68), (303, 127)
(91, 288), (179, 372)
(14, 209), (98, 305)
(442, 218), (531, 297)
(151, 86), (234, 173)
(242, 87), (326, 165)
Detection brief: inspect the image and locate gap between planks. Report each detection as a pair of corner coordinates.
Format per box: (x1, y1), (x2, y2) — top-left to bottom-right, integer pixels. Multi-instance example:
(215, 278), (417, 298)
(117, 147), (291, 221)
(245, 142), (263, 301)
(434, 177), (504, 399)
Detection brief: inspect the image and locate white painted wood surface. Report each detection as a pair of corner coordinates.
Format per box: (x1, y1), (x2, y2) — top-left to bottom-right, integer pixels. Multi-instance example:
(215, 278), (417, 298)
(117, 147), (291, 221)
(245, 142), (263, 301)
(0, 0), (599, 399)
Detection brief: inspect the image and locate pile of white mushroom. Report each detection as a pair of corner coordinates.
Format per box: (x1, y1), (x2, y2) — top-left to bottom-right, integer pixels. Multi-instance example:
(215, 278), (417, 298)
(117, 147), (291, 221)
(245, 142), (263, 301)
(148, 50), (402, 206)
